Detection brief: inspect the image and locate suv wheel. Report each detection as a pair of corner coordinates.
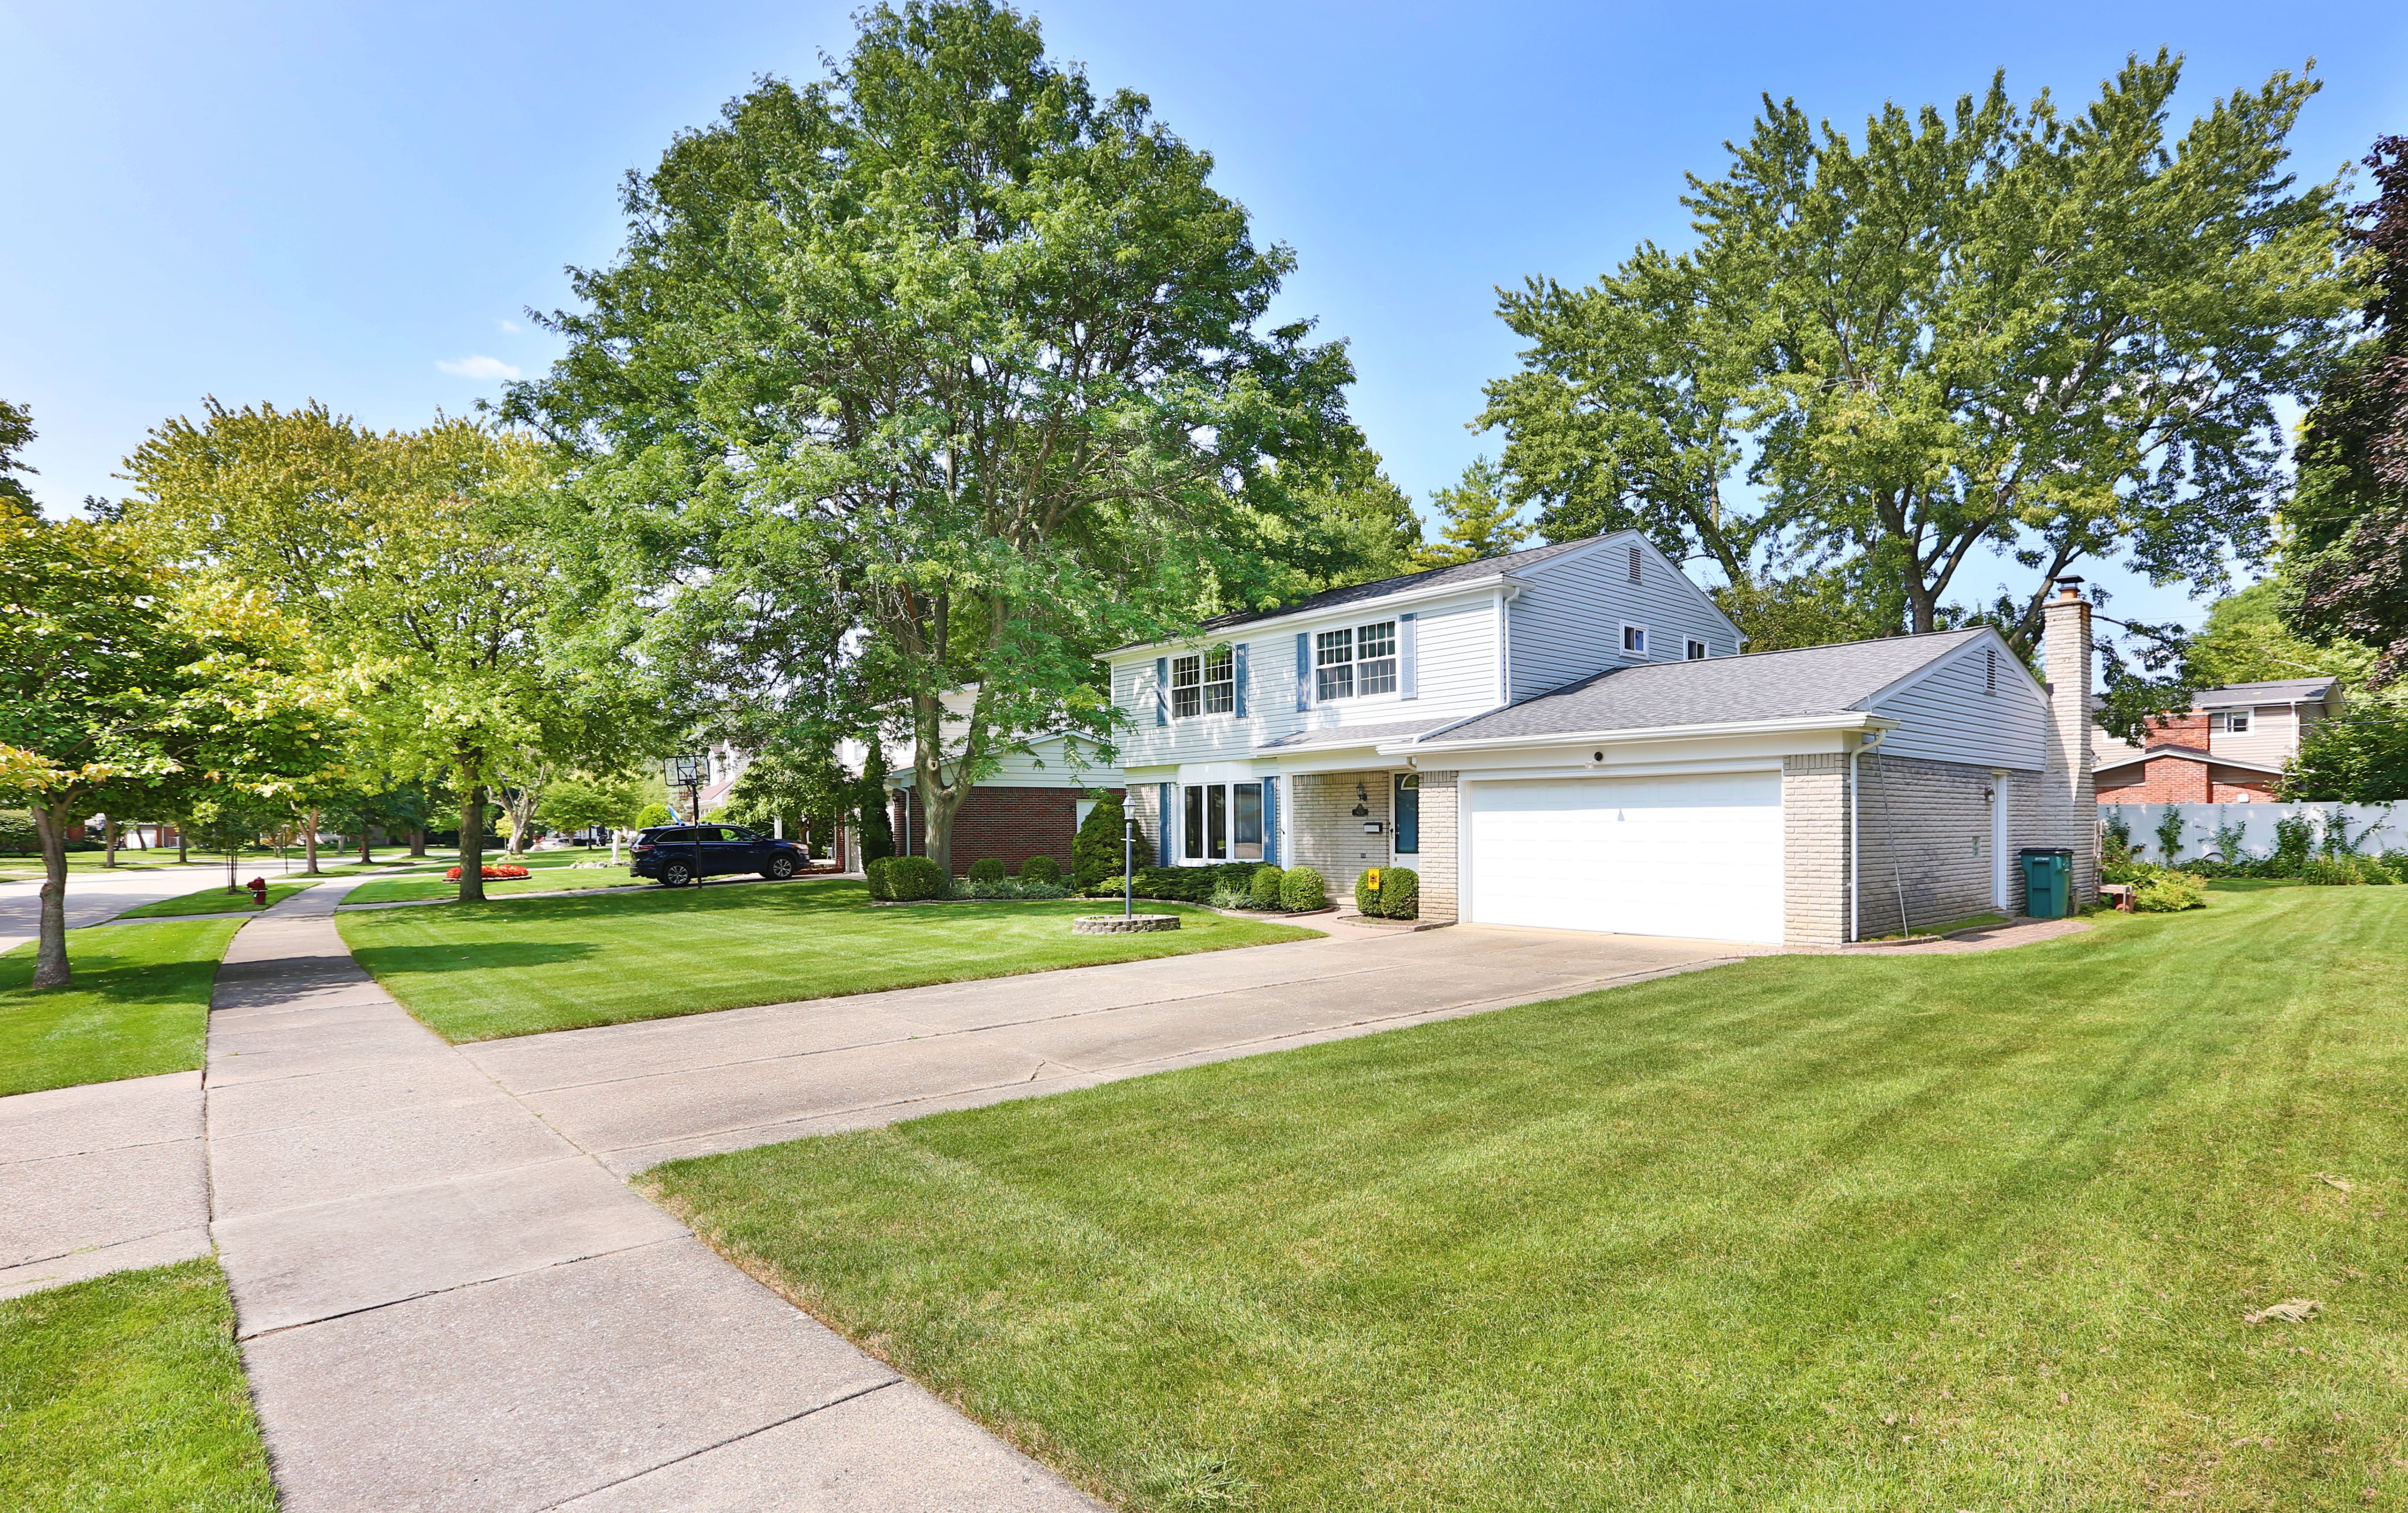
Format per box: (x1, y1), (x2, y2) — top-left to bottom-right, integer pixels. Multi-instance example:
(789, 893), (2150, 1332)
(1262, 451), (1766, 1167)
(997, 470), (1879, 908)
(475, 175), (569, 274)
(661, 860), (694, 888)
(764, 855), (797, 880)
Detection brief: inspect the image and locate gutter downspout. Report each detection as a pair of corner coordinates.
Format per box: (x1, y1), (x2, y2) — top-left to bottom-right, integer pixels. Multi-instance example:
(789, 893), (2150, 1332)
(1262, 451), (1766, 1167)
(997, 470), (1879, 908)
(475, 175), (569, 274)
(1850, 744), (1860, 945)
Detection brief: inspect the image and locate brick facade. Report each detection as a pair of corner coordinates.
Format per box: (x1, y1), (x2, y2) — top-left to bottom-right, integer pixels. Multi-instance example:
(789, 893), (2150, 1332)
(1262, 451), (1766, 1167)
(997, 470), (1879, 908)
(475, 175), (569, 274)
(1286, 771), (1392, 899)
(2095, 754), (2274, 805)
(1782, 755), (1851, 947)
(893, 785), (1119, 874)
(1857, 753), (2001, 936)
(1413, 771), (1459, 922)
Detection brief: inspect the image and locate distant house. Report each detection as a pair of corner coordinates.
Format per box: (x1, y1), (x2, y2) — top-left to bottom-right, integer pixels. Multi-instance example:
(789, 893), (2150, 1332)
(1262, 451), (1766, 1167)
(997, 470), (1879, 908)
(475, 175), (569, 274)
(881, 688), (1125, 873)
(2092, 678), (2343, 804)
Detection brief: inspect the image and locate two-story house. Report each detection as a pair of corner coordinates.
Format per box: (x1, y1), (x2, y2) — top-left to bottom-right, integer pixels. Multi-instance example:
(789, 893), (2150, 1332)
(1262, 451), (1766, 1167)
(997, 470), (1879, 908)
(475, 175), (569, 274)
(1105, 532), (2099, 946)
(2090, 677), (2341, 803)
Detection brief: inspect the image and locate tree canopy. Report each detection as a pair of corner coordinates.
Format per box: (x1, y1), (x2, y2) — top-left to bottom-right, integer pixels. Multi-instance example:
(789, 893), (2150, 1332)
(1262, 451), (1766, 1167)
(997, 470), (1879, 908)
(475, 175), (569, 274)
(1480, 54), (2353, 656)
(2289, 135), (2408, 688)
(504, 0), (1355, 872)
(1413, 458), (1528, 570)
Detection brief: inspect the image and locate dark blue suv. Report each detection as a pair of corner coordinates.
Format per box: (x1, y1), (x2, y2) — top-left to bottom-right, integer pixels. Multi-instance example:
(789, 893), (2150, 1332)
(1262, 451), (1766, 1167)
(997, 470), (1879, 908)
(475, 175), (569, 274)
(631, 825), (808, 887)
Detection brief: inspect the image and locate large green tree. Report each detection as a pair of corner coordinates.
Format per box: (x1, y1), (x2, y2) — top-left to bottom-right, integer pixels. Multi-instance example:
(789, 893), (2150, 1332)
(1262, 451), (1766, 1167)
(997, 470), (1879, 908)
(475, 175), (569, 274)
(1412, 458), (1528, 570)
(504, 0), (1352, 874)
(123, 404), (663, 900)
(0, 502), (330, 985)
(2289, 135), (2408, 687)
(1480, 54), (2353, 655)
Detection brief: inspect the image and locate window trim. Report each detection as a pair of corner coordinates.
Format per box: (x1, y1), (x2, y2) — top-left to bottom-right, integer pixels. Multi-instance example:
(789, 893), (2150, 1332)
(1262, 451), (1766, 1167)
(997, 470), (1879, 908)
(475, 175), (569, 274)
(1313, 619), (1401, 702)
(1182, 781), (1264, 862)
(1170, 653), (1202, 719)
(1621, 623), (1648, 657)
(1201, 645), (1234, 715)
(1685, 637), (1708, 661)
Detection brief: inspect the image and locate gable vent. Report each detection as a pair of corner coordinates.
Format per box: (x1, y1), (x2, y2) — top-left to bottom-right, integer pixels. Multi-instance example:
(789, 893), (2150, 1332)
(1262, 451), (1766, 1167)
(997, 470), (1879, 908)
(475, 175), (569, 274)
(1985, 648), (1997, 694)
(1627, 545), (1641, 583)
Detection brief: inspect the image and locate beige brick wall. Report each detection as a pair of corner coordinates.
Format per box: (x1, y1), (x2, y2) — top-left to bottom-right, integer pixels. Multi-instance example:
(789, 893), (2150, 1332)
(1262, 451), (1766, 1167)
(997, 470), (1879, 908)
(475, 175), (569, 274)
(1782, 755), (1850, 947)
(1857, 753), (2000, 936)
(1286, 771), (1390, 899)
(1413, 771), (1458, 921)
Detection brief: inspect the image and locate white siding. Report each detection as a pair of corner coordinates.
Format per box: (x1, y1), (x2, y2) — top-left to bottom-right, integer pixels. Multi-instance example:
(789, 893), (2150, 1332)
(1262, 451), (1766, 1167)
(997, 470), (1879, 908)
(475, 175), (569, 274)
(2209, 705), (2311, 768)
(1109, 590), (1501, 770)
(1506, 533), (1740, 701)
(1862, 637), (2048, 772)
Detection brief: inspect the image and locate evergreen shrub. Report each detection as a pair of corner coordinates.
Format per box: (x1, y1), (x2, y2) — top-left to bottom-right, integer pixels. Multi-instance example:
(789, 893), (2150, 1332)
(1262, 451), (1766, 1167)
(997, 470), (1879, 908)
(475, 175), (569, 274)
(1019, 855), (1063, 884)
(1073, 793), (1126, 888)
(1248, 865), (1285, 909)
(967, 857), (1008, 883)
(885, 855), (946, 900)
(864, 857), (895, 901)
(1279, 866), (1326, 911)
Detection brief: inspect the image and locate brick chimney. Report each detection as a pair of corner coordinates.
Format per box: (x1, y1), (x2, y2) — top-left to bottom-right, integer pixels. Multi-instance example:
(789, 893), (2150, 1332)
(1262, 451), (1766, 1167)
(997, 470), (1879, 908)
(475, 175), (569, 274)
(2143, 709), (2210, 751)
(2041, 578), (2096, 907)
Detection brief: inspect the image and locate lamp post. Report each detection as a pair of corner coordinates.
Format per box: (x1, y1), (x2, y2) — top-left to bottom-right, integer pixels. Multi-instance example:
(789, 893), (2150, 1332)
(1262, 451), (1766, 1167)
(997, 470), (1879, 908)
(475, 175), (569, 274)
(1123, 812), (1134, 919)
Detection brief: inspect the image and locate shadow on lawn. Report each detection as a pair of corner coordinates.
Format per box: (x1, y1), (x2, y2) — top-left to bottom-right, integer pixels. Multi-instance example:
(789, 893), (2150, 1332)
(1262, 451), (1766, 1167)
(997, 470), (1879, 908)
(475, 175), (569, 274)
(346, 940), (602, 975)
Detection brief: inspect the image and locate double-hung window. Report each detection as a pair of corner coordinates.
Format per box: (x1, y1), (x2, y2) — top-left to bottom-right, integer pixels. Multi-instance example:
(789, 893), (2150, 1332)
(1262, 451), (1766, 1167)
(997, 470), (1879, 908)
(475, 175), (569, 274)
(1170, 647), (1236, 719)
(1314, 620), (1398, 701)
(2211, 711), (2250, 734)
(1202, 647), (1234, 714)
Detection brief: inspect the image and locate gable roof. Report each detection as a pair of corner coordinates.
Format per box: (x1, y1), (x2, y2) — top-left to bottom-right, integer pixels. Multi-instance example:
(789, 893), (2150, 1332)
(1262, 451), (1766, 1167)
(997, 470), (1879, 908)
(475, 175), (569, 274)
(1189, 536), (1600, 636)
(1409, 629), (1989, 745)
(2093, 745), (2287, 777)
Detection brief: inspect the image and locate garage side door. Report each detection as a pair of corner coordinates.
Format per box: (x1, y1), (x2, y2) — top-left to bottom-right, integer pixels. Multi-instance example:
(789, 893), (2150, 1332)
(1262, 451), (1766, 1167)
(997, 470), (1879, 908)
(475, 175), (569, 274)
(1466, 772), (1784, 944)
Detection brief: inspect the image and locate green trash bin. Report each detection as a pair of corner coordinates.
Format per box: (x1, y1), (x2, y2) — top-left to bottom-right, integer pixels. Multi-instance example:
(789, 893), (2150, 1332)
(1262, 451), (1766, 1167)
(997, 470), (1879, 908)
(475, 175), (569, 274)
(2019, 847), (2072, 919)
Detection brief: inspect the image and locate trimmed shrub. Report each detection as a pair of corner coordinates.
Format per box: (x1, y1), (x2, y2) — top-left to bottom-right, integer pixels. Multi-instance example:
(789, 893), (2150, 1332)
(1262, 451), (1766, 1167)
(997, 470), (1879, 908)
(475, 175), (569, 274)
(966, 857), (1008, 883)
(1248, 864), (1285, 909)
(864, 856), (895, 902)
(2132, 869), (2208, 912)
(957, 876), (1069, 899)
(1073, 792), (1126, 889)
(885, 855), (946, 901)
(1355, 866), (1418, 919)
(1019, 855), (1063, 885)
(632, 802), (673, 830)
(1279, 866), (1326, 911)
(1135, 866), (1211, 902)
(1086, 873), (1130, 899)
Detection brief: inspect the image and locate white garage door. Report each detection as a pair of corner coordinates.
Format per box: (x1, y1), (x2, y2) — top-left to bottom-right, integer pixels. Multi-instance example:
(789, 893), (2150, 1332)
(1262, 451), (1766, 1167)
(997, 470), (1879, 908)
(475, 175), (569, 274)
(1466, 772), (1784, 944)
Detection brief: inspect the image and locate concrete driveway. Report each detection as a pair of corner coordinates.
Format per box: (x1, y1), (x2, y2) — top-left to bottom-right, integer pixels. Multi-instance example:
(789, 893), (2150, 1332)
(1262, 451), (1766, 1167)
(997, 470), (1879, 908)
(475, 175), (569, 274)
(463, 921), (1759, 1175)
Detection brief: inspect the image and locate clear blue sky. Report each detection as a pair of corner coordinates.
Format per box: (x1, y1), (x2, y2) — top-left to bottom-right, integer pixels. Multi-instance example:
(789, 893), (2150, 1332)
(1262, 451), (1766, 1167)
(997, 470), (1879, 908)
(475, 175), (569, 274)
(5, 1), (2404, 627)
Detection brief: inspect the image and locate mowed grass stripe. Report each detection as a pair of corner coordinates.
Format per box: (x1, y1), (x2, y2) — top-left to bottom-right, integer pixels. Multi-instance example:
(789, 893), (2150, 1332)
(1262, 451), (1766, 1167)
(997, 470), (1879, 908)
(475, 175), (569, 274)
(649, 885), (2408, 1511)
(336, 879), (1322, 1041)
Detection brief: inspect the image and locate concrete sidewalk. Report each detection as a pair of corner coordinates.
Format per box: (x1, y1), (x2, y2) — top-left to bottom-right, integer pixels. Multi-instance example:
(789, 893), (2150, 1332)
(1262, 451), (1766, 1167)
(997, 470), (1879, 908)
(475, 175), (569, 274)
(0, 1071), (209, 1298)
(208, 879), (1099, 1512)
(463, 922), (1753, 1175)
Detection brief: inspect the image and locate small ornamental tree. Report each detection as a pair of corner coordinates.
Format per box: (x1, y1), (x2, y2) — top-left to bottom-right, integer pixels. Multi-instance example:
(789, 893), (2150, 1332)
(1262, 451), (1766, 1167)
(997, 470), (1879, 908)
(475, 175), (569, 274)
(1073, 791), (1127, 889)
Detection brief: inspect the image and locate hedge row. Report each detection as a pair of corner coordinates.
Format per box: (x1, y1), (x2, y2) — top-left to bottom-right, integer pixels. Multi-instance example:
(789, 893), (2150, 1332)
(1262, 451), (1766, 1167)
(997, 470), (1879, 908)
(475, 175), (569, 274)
(1081, 862), (1328, 912)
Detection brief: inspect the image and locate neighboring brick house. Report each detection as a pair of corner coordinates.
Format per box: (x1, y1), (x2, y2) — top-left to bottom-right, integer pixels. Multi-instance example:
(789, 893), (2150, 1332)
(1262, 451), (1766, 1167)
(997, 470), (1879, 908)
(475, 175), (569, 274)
(2091, 678), (2341, 804)
(1102, 531), (2098, 945)
(888, 731), (1123, 875)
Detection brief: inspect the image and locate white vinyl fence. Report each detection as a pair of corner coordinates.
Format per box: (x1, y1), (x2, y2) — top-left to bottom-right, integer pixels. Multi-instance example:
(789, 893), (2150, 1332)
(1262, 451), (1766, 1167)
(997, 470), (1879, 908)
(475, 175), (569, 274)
(2100, 802), (2408, 866)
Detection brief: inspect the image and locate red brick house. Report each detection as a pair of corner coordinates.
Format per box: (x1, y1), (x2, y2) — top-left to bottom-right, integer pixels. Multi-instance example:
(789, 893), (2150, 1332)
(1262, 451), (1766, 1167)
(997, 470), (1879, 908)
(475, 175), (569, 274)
(2091, 678), (2341, 804)
(883, 708), (1124, 874)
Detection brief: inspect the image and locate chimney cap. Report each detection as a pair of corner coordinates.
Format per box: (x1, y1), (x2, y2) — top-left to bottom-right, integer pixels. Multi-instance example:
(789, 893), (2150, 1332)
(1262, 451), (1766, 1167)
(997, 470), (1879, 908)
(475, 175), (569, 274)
(2053, 575), (2086, 602)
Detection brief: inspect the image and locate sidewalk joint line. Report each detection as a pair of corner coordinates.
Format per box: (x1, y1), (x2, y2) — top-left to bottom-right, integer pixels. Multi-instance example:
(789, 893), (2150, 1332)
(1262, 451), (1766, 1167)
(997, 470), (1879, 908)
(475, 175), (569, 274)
(531, 1376), (906, 1511)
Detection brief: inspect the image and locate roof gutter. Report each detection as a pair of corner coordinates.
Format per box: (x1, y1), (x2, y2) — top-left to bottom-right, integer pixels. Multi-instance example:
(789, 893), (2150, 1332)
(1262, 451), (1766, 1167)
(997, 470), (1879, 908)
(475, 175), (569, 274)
(1106, 575), (1520, 657)
(1374, 710), (1898, 758)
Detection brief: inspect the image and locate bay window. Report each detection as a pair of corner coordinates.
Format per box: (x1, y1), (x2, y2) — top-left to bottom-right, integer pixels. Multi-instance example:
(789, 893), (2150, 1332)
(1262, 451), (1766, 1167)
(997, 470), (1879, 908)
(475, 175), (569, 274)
(1183, 781), (1264, 861)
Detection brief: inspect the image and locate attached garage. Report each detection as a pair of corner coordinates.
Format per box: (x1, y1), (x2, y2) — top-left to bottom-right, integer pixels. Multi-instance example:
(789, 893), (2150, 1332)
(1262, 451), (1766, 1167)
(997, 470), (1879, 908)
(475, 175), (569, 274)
(1463, 772), (1786, 945)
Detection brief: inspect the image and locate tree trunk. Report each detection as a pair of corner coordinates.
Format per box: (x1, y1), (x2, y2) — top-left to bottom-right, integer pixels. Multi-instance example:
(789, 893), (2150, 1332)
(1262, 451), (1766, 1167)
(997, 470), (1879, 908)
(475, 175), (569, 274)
(30, 798), (74, 988)
(915, 766), (966, 881)
(303, 807), (321, 875)
(409, 826), (427, 858)
(358, 828), (374, 865)
(177, 826), (188, 864)
(102, 816), (118, 869)
(457, 780), (487, 902)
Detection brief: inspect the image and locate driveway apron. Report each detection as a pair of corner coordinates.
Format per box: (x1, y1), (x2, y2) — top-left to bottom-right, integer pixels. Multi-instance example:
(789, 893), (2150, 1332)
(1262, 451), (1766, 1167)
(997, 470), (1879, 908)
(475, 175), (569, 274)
(207, 879), (1098, 1512)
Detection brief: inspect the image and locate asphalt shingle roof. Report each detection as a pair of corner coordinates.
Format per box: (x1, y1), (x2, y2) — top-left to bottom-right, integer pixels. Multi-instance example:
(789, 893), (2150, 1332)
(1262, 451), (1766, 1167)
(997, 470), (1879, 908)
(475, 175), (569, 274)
(1413, 629), (1989, 745)
(1189, 536), (1605, 635)
(1258, 718), (1456, 751)
(2191, 678), (2340, 706)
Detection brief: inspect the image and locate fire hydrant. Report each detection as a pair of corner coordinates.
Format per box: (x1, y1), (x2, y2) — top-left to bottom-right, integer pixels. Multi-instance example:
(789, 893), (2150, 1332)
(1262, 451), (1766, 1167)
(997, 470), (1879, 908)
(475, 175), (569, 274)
(248, 876), (269, 906)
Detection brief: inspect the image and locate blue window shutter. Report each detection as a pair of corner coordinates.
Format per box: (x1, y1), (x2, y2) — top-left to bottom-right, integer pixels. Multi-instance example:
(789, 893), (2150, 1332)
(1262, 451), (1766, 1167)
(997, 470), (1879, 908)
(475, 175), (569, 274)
(1234, 643), (1249, 718)
(1399, 614), (1419, 700)
(1295, 632), (1312, 711)
(1157, 783), (1174, 866)
(1154, 656), (1169, 726)
(1261, 778), (1279, 865)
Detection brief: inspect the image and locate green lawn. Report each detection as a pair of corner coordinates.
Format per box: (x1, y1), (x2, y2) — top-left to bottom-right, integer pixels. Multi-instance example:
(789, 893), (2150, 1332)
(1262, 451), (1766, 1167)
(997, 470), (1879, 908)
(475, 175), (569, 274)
(343, 853), (646, 905)
(336, 879), (1322, 1042)
(0, 1259), (277, 1512)
(1, 919), (243, 1097)
(647, 884), (2408, 1513)
(114, 878), (323, 919)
